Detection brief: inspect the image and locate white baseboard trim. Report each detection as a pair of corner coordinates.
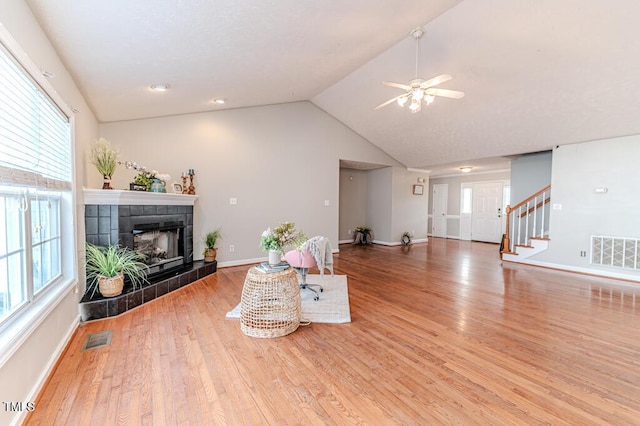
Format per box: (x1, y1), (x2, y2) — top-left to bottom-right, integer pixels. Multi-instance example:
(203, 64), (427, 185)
(371, 238), (428, 246)
(338, 239), (352, 244)
(217, 256), (268, 268)
(446, 235), (461, 240)
(218, 248), (341, 268)
(505, 259), (640, 285)
(12, 315), (80, 426)
(372, 240), (399, 246)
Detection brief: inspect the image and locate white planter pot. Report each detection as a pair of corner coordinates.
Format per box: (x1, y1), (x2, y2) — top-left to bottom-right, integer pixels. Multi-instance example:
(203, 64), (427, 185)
(268, 250), (281, 265)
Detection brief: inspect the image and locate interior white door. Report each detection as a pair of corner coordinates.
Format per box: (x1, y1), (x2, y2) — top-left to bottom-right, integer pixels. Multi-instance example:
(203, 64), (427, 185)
(432, 184), (447, 238)
(471, 182), (503, 243)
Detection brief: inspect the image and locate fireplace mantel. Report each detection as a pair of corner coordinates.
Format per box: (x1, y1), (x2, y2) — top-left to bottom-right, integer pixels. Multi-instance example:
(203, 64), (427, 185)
(83, 188), (197, 206)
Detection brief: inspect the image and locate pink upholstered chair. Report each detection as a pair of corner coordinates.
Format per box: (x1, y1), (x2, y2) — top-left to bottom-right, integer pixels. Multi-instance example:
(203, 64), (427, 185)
(284, 249), (323, 301)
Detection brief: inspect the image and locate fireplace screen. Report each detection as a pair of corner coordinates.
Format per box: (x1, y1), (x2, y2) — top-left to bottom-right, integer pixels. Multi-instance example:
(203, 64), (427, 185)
(133, 225), (184, 267)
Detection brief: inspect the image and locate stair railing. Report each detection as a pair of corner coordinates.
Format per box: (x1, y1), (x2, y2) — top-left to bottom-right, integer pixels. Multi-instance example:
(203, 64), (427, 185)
(502, 185), (551, 255)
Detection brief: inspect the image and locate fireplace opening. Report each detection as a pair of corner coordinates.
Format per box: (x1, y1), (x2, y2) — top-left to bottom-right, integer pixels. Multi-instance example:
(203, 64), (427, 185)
(133, 221), (185, 277)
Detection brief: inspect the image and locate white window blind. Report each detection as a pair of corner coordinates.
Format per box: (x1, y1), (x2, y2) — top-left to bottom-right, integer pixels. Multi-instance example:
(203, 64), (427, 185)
(0, 42), (71, 190)
(0, 33), (73, 329)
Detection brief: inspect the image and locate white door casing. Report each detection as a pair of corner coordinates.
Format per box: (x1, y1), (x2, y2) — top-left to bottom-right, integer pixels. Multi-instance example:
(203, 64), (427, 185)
(432, 184), (447, 238)
(459, 183), (472, 241)
(471, 182), (503, 243)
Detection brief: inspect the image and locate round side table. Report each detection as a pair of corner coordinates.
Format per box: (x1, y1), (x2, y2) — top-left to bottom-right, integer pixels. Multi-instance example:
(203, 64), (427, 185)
(240, 267), (301, 338)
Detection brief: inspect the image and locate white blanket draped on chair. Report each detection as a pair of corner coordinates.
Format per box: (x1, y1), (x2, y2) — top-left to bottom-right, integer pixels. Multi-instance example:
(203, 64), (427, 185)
(302, 236), (333, 276)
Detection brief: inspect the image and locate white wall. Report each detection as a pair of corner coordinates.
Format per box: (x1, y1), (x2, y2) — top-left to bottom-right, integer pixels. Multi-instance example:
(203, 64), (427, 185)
(531, 136), (640, 279)
(365, 167), (393, 242)
(510, 151), (552, 204)
(391, 168), (429, 243)
(339, 167), (428, 245)
(0, 1), (98, 425)
(339, 169), (368, 241)
(100, 102), (401, 264)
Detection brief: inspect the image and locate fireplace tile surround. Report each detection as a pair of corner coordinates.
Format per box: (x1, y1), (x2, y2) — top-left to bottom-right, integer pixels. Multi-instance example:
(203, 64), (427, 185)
(81, 189), (213, 321)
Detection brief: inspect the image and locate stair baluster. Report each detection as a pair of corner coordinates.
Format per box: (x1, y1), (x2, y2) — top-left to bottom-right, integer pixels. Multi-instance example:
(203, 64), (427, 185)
(501, 185), (551, 258)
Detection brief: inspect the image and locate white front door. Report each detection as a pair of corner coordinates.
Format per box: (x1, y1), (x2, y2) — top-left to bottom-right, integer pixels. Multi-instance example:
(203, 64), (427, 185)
(471, 182), (503, 243)
(432, 184), (448, 238)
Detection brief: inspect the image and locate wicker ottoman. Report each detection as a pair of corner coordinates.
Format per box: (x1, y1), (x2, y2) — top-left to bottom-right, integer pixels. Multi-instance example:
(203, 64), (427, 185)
(240, 267), (301, 338)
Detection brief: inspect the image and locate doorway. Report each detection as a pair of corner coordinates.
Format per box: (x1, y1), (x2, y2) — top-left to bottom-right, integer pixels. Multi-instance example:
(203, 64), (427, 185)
(432, 184), (447, 238)
(470, 182), (503, 243)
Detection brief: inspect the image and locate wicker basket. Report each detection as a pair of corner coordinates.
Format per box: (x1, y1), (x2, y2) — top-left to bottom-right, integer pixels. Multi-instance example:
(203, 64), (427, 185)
(98, 273), (124, 297)
(240, 267), (301, 338)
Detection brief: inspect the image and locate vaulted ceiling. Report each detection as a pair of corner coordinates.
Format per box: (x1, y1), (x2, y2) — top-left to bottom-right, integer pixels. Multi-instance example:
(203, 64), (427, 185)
(25, 0), (640, 175)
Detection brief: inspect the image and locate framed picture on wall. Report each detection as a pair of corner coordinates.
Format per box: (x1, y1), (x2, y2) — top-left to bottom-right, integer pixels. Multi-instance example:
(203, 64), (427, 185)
(413, 184), (424, 195)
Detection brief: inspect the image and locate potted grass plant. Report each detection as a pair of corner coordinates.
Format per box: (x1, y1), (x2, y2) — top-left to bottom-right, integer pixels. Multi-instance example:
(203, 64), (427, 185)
(90, 137), (118, 189)
(85, 243), (149, 297)
(203, 228), (222, 262)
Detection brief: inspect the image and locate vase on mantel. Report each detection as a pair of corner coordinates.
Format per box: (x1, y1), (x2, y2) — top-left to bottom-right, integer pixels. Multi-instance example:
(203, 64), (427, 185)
(102, 175), (113, 190)
(268, 250), (281, 266)
(149, 178), (166, 193)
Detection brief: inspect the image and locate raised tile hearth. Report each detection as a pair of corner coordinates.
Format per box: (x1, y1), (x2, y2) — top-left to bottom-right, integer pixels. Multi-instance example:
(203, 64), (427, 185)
(80, 260), (216, 322)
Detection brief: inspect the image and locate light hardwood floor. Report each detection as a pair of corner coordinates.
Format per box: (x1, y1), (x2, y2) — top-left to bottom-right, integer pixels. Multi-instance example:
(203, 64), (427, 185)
(26, 239), (640, 425)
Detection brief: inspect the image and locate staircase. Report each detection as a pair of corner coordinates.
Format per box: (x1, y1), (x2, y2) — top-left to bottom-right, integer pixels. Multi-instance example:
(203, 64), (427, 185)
(501, 185), (551, 262)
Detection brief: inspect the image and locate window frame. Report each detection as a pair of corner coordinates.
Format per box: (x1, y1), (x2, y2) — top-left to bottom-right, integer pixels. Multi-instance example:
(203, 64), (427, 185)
(0, 22), (78, 361)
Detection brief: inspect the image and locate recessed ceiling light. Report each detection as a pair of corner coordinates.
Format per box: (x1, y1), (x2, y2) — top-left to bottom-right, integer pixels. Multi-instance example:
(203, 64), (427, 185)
(212, 98), (227, 104)
(150, 84), (171, 92)
(459, 166), (473, 173)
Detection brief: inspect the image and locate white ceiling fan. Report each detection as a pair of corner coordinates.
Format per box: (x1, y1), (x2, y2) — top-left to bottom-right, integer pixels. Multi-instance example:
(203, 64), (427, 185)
(375, 27), (464, 113)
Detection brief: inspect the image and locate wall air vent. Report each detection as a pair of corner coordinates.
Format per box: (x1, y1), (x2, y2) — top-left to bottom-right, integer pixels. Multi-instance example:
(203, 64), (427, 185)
(591, 236), (640, 270)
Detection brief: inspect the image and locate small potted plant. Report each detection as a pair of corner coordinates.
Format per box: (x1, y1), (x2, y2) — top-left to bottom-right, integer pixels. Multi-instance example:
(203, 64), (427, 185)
(85, 243), (149, 298)
(203, 228), (222, 262)
(90, 137), (118, 189)
(353, 226), (374, 245)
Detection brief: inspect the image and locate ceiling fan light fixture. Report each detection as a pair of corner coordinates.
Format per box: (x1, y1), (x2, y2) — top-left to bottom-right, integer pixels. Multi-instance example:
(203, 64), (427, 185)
(375, 27), (464, 112)
(409, 98), (421, 113)
(459, 166), (473, 173)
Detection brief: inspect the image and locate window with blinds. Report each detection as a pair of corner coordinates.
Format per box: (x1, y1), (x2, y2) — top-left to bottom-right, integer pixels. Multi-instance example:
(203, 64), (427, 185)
(0, 38), (73, 327)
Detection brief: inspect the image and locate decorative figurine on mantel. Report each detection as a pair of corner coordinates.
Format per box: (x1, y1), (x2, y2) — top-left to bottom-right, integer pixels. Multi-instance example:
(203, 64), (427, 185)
(181, 172), (188, 194)
(188, 169), (196, 195)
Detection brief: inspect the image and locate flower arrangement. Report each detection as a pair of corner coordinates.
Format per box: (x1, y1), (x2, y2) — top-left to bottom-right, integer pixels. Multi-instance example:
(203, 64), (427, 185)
(260, 222), (306, 253)
(119, 160), (171, 190)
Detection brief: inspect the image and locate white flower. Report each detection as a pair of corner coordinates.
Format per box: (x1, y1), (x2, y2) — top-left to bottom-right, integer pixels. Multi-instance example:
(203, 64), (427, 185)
(261, 228), (272, 237)
(155, 173), (171, 182)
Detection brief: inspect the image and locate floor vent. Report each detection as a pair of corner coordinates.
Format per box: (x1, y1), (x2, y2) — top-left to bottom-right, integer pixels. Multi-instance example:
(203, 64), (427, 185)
(591, 236), (640, 270)
(81, 331), (112, 352)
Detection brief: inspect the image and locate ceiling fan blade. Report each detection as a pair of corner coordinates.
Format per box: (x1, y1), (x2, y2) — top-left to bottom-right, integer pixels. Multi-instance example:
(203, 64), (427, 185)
(425, 88), (465, 99)
(383, 81), (412, 91)
(375, 93), (409, 110)
(420, 74), (452, 89)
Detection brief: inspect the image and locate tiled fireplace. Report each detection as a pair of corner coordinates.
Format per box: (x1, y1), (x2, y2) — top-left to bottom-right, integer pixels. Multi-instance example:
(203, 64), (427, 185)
(81, 189), (216, 321)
